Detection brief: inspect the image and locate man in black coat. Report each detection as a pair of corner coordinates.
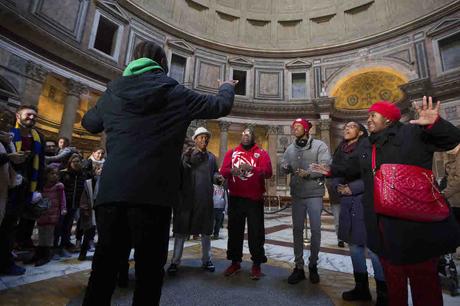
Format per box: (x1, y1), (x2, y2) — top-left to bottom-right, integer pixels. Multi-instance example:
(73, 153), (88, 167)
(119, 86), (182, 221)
(81, 41), (237, 306)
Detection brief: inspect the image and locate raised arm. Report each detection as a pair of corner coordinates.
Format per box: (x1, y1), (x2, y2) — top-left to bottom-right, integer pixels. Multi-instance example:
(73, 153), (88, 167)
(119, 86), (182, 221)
(184, 81), (236, 120)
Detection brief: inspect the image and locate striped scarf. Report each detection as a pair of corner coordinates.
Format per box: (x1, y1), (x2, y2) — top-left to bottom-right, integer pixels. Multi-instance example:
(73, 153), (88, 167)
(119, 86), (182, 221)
(11, 123), (42, 192)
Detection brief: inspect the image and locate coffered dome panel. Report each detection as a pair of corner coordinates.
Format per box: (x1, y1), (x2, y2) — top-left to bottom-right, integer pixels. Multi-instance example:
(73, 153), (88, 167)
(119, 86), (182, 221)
(124, 0), (455, 51)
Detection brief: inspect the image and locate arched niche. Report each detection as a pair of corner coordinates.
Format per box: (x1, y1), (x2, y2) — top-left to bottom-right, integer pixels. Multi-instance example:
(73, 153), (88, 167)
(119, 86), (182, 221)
(330, 67), (409, 110)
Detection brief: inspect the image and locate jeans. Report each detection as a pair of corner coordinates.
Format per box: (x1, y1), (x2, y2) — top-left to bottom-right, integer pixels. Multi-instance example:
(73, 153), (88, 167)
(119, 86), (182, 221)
(292, 197), (322, 268)
(213, 208), (225, 237)
(83, 204), (171, 306)
(171, 233), (211, 265)
(226, 196), (267, 265)
(349, 244), (385, 281)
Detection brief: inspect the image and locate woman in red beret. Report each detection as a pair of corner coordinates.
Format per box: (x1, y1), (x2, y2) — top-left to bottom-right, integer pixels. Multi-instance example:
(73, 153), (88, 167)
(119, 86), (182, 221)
(311, 96), (460, 306)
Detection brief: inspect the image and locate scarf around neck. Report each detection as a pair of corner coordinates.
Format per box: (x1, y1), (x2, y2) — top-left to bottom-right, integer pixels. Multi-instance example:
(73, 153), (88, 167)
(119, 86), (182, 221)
(11, 122), (42, 192)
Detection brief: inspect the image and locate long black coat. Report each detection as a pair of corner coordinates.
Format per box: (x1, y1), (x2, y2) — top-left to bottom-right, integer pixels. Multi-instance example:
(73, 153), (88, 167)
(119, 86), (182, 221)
(345, 119), (460, 264)
(173, 151), (218, 235)
(331, 140), (368, 246)
(82, 71), (234, 207)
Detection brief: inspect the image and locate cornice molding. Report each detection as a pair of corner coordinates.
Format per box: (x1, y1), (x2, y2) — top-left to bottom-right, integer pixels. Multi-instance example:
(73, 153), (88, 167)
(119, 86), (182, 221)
(167, 39), (195, 55)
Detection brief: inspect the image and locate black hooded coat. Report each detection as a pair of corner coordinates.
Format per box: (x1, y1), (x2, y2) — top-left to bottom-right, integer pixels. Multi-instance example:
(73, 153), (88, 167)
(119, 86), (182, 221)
(82, 71), (234, 207)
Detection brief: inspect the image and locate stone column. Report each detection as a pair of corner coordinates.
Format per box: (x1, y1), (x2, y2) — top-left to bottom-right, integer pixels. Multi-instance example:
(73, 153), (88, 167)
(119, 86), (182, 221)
(218, 121), (231, 165)
(266, 125), (280, 196)
(318, 118), (332, 149)
(24, 61), (48, 106)
(59, 79), (87, 141)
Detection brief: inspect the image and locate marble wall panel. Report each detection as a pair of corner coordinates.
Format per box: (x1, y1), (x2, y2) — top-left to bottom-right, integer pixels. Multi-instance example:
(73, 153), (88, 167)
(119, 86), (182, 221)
(30, 0), (88, 41)
(194, 58), (225, 92)
(255, 69), (283, 100)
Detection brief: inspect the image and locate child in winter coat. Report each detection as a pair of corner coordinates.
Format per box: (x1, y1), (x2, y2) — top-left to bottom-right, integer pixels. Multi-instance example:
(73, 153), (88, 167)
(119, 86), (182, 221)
(78, 164), (101, 261)
(212, 180), (227, 239)
(33, 166), (66, 266)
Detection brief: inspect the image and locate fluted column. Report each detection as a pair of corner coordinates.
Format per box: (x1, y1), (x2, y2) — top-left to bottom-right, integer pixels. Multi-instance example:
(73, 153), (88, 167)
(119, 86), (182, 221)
(59, 79), (87, 141)
(24, 61), (48, 106)
(266, 125), (280, 196)
(218, 121), (231, 165)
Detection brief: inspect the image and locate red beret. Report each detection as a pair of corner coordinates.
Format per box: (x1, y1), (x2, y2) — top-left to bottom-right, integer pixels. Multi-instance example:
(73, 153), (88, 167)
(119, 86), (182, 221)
(368, 101), (401, 122)
(291, 118), (312, 132)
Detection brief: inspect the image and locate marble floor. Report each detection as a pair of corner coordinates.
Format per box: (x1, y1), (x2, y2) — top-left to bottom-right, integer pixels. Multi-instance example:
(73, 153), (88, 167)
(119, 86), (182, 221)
(0, 209), (459, 305)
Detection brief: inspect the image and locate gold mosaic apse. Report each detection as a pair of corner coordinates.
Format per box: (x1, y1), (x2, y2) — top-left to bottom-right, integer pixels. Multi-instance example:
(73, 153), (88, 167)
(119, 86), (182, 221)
(332, 68), (407, 110)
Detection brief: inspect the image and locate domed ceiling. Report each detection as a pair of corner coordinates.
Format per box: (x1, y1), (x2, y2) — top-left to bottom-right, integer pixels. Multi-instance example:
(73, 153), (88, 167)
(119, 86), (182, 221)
(123, 0), (454, 51)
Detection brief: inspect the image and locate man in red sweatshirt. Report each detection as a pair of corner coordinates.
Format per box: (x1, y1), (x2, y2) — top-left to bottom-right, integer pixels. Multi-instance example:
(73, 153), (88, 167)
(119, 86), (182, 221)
(220, 127), (272, 280)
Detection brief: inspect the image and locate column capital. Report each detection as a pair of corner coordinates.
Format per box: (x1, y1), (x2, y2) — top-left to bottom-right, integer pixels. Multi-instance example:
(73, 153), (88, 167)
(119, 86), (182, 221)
(25, 61), (48, 82)
(66, 79), (88, 98)
(244, 123), (256, 131)
(218, 121), (231, 132)
(195, 119), (207, 128)
(266, 125), (281, 135)
(318, 118), (332, 131)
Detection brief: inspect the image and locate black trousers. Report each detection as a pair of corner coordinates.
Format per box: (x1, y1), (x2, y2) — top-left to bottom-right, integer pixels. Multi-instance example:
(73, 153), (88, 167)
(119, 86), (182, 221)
(0, 213), (19, 271)
(226, 196), (267, 265)
(16, 217), (36, 247)
(83, 204), (171, 306)
(79, 226), (96, 258)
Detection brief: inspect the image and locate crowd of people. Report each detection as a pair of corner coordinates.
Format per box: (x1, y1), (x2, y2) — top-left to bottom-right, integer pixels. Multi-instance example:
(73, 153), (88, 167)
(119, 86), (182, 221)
(0, 104), (106, 272)
(0, 40), (460, 306)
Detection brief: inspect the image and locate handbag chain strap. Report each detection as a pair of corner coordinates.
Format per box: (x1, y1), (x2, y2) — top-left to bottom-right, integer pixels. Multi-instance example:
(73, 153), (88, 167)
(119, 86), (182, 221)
(372, 144), (376, 176)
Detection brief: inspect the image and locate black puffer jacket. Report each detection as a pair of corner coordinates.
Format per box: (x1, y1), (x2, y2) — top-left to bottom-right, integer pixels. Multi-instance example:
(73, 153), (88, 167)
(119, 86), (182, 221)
(82, 71), (234, 207)
(344, 119), (460, 264)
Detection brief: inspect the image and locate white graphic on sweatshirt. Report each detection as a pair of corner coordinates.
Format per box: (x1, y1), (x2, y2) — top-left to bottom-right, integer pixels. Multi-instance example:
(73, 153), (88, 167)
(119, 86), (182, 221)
(232, 150), (256, 181)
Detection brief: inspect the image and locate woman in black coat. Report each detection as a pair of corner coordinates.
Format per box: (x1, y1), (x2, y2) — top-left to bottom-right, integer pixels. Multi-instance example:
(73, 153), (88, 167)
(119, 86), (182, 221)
(329, 122), (386, 304)
(312, 97), (460, 306)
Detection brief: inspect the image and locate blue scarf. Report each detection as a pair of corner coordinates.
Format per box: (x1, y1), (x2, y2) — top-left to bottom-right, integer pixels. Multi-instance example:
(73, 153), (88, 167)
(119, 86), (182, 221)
(11, 124), (42, 192)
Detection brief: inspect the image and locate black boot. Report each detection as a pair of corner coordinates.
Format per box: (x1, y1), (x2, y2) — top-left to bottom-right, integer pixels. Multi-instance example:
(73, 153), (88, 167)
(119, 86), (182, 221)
(375, 279), (388, 306)
(342, 272), (372, 301)
(308, 266), (320, 284)
(35, 247), (51, 267)
(287, 267), (305, 284)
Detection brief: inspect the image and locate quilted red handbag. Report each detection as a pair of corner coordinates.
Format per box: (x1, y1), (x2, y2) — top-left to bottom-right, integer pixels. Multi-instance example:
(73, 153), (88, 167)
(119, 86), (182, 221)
(372, 145), (449, 222)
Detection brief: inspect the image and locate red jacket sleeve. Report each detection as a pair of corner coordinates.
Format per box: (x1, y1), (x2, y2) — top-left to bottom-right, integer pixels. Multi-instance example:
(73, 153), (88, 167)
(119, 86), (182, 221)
(252, 150), (273, 179)
(220, 149), (233, 179)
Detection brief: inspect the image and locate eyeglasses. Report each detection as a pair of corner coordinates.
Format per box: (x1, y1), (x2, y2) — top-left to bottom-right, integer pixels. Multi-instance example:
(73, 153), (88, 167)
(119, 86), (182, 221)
(343, 123), (359, 130)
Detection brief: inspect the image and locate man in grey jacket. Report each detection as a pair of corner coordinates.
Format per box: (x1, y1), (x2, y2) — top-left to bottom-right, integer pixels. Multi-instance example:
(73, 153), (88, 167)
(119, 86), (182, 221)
(281, 118), (331, 285)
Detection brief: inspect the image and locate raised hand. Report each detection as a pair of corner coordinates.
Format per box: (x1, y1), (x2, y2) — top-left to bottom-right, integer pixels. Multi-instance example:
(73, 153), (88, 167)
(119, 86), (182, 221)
(409, 96), (440, 126)
(218, 79), (239, 87)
